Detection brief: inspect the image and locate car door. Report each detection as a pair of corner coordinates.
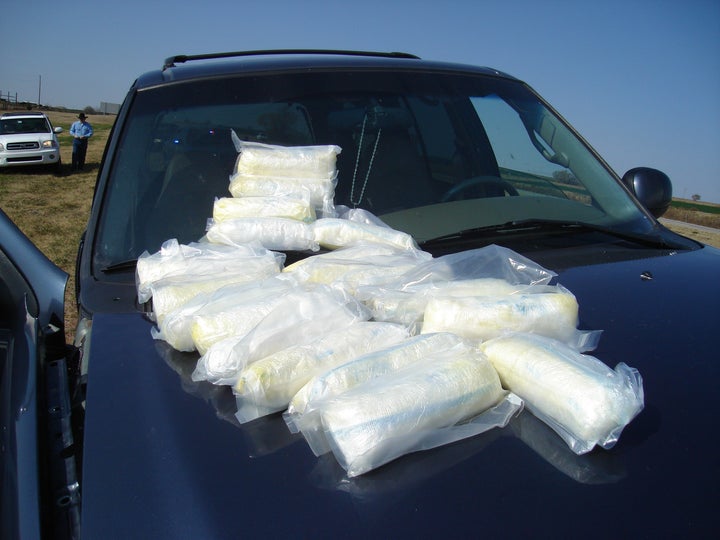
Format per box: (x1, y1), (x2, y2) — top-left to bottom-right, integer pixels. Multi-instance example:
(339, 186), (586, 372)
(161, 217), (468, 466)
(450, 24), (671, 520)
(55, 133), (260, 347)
(0, 208), (77, 539)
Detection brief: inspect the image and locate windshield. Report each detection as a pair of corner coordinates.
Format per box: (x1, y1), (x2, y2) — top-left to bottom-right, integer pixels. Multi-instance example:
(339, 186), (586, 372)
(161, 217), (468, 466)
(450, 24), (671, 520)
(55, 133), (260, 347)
(94, 69), (654, 270)
(0, 117), (51, 134)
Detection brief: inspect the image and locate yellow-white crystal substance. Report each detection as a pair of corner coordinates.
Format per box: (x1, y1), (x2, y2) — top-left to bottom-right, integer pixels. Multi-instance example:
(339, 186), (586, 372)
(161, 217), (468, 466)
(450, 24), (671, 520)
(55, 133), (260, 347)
(481, 333), (643, 453)
(233, 322), (409, 422)
(319, 345), (505, 476)
(366, 277), (523, 325)
(311, 218), (418, 251)
(213, 196), (316, 223)
(421, 287), (579, 342)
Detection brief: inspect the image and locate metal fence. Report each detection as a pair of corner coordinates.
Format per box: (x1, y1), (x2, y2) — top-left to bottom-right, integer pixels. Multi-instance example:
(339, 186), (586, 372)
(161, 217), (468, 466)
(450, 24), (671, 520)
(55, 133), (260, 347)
(1, 91), (20, 109)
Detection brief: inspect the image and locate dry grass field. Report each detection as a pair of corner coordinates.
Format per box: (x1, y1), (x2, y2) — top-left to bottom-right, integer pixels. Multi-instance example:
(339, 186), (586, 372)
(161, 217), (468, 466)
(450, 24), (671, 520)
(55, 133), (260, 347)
(0, 110), (114, 341)
(662, 201), (720, 246)
(1, 109), (719, 343)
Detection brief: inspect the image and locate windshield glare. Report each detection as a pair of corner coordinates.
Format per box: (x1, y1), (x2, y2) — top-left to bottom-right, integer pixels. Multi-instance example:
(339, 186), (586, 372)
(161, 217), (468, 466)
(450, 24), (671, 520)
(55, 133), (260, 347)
(94, 70), (652, 269)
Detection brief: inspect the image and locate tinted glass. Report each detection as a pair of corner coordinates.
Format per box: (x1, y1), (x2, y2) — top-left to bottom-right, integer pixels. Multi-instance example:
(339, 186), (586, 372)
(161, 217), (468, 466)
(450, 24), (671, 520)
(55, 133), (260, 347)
(0, 117), (50, 134)
(93, 70), (652, 270)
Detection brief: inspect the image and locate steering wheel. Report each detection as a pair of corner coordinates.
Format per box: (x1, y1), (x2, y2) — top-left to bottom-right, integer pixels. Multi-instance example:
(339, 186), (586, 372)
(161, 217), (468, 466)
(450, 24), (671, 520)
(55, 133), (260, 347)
(441, 176), (519, 202)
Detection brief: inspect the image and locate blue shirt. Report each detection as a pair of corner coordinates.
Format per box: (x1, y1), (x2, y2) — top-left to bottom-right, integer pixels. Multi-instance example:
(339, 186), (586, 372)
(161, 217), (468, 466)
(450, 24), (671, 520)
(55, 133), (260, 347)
(70, 120), (93, 139)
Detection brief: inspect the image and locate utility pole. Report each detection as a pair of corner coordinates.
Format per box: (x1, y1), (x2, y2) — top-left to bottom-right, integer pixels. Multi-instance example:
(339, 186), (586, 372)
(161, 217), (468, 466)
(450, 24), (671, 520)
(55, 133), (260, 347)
(38, 75), (42, 107)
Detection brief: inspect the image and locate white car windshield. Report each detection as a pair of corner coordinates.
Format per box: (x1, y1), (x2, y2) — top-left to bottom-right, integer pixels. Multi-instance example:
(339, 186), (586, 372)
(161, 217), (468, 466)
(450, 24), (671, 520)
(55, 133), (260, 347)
(0, 117), (51, 134)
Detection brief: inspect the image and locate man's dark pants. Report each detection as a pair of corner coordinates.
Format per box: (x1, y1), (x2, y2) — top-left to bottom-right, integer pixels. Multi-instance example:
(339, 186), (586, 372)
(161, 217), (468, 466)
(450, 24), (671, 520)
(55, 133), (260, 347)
(72, 139), (88, 171)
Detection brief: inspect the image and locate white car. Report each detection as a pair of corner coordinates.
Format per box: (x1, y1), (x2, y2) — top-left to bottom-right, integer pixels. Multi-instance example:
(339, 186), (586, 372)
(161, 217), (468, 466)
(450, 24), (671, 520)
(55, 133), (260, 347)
(0, 111), (63, 170)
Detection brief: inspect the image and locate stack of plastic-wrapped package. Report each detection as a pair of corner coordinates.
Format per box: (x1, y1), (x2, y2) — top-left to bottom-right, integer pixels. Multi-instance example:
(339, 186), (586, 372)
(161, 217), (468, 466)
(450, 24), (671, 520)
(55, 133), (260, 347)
(136, 136), (644, 477)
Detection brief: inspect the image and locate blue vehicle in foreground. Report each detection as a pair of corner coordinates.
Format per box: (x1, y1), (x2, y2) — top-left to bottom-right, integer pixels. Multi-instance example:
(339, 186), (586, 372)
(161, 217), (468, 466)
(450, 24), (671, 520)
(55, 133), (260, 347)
(1, 51), (718, 539)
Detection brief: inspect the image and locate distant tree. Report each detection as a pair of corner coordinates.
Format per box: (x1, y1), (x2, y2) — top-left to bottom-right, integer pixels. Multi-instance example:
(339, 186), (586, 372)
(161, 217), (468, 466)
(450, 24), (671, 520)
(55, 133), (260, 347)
(691, 194), (701, 202)
(83, 106), (96, 115)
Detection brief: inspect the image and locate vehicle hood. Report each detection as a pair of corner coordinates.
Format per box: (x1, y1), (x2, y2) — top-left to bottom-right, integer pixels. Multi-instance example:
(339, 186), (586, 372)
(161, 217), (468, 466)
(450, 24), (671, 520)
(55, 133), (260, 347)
(80, 245), (720, 538)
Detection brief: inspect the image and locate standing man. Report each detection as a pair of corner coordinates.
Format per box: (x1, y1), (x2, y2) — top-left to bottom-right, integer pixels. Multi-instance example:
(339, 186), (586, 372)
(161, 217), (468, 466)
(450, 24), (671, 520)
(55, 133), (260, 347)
(70, 113), (93, 171)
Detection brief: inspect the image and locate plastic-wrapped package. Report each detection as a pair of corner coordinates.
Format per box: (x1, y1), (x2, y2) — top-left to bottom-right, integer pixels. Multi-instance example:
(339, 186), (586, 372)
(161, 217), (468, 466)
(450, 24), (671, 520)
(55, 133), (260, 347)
(334, 206), (412, 231)
(228, 174), (337, 218)
(364, 244), (556, 291)
(421, 285), (581, 344)
(205, 217), (319, 252)
(286, 332), (467, 454)
(232, 138), (341, 179)
(135, 238), (282, 304)
(283, 244), (432, 295)
(229, 135), (341, 218)
(285, 243), (430, 273)
(153, 275), (297, 352)
(212, 196), (316, 223)
(233, 322), (409, 423)
(481, 333), (644, 454)
(312, 218), (419, 251)
(354, 244), (557, 326)
(150, 265), (284, 326)
(191, 285), (371, 386)
(364, 277), (524, 326)
(315, 344), (508, 477)
(189, 276), (299, 355)
(335, 206), (391, 226)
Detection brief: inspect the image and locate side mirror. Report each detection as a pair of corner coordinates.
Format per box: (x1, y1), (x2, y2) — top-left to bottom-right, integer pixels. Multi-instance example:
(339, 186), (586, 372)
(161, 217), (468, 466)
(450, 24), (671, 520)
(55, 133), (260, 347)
(54, 127), (64, 134)
(622, 167), (672, 218)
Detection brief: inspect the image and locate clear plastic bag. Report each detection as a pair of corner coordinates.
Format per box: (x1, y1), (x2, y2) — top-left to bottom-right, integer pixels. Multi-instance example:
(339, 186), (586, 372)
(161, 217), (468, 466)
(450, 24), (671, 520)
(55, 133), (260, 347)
(229, 135), (341, 217)
(233, 321), (409, 423)
(135, 238), (282, 304)
(153, 275), (297, 352)
(364, 277), (524, 326)
(285, 332), (468, 454)
(311, 343), (512, 477)
(205, 217), (319, 252)
(228, 174), (337, 218)
(421, 284), (584, 345)
(232, 137), (341, 179)
(191, 284), (371, 386)
(335, 206), (396, 227)
(189, 275), (299, 355)
(481, 333), (644, 454)
(363, 244), (557, 291)
(212, 195), (316, 223)
(354, 244), (559, 329)
(312, 218), (419, 251)
(149, 264), (284, 326)
(283, 244), (432, 295)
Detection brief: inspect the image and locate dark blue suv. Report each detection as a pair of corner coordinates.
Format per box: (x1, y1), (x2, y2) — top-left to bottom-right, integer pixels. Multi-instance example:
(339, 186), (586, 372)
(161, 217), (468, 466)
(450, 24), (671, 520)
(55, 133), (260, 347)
(2, 50), (718, 539)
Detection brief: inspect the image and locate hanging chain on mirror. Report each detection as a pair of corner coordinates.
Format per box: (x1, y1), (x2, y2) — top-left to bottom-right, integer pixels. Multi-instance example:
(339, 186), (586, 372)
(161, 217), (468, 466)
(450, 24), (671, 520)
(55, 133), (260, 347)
(350, 114), (382, 207)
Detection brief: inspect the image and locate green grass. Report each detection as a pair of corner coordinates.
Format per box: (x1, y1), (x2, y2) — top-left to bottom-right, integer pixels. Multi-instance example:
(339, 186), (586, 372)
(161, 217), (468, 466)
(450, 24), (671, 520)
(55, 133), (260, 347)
(670, 199), (720, 215)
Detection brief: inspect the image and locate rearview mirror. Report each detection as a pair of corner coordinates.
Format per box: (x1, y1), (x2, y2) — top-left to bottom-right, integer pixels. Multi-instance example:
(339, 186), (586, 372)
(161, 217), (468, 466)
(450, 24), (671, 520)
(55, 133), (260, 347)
(622, 167), (672, 218)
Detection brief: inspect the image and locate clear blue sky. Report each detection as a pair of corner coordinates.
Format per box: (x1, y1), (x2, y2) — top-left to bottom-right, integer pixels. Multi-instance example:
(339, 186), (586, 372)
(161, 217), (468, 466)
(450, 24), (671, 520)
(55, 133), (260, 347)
(3, 0), (718, 203)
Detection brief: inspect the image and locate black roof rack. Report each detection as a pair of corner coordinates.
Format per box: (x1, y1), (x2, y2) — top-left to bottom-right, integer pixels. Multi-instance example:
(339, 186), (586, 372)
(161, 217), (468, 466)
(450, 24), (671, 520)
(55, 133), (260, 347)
(162, 49), (420, 70)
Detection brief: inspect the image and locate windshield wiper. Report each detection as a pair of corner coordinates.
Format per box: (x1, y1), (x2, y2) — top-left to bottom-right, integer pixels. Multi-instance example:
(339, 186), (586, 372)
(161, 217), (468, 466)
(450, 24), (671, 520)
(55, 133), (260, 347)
(101, 259), (138, 273)
(420, 219), (680, 249)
